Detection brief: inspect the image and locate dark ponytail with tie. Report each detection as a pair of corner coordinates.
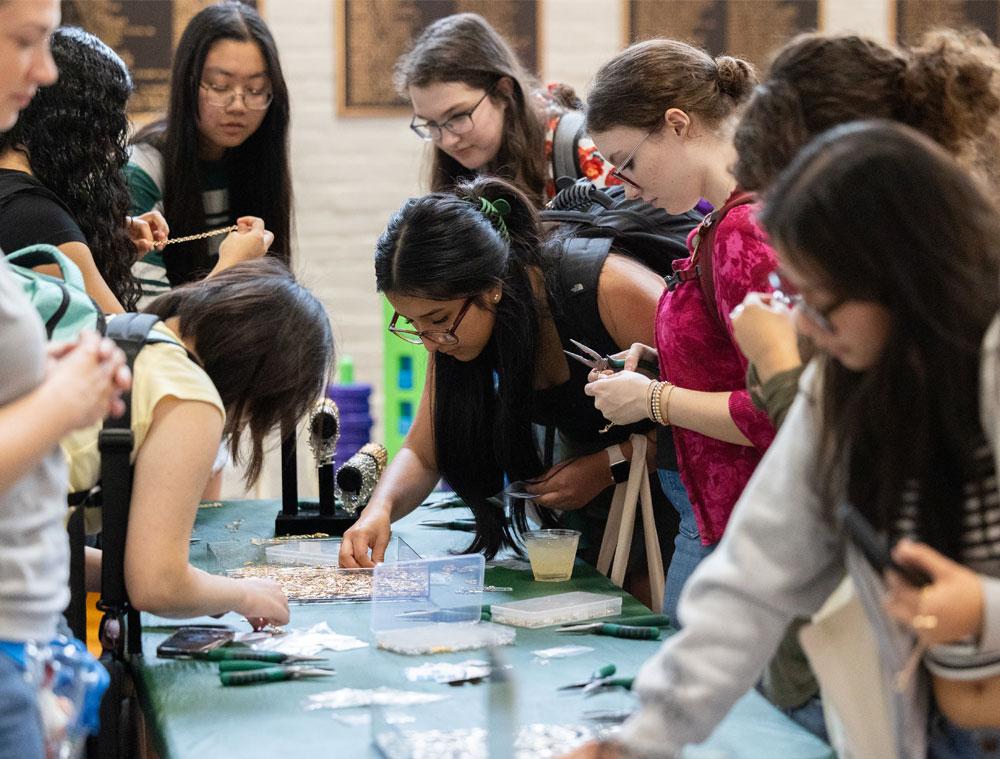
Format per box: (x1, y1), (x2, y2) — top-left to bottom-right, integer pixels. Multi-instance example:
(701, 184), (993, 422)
(375, 176), (561, 557)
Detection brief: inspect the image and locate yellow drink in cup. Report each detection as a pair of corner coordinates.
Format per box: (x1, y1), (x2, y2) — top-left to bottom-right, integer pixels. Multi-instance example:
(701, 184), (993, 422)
(523, 529), (581, 582)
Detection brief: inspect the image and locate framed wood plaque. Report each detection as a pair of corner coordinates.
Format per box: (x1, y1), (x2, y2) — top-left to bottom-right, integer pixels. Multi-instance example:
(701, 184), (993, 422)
(337, 0), (541, 117)
(60, 0), (260, 122)
(624, 0), (821, 71)
(894, 0), (1000, 44)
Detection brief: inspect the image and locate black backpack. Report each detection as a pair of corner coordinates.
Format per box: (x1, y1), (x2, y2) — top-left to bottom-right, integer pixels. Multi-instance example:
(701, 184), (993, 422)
(542, 179), (701, 280)
(64, 313), (176, 759)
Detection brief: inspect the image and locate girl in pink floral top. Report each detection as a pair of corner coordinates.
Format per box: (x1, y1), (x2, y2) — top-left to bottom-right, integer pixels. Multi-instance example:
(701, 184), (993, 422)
(395, 13), (616, 208)
(583, 39), (777, 622)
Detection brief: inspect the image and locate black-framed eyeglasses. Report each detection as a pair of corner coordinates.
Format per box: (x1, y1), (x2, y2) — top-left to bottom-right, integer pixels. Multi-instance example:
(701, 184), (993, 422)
(199, 81), (273, 111)
(388, 297), (475, 345)
(410, 92), (489, 142)
(768, 270), (843, 334)
(608, 128), (657, 191)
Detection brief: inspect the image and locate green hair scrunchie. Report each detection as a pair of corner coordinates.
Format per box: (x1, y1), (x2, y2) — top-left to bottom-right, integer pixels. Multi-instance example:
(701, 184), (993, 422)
(479, 196), (511, 241)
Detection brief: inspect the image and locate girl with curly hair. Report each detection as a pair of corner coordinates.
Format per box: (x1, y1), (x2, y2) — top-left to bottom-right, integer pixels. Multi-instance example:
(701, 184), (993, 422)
(396, 12), (619, 206)
(0, 26), (162, 312)
(729, 30), (1000, 427)
(127, 1), (291, 302)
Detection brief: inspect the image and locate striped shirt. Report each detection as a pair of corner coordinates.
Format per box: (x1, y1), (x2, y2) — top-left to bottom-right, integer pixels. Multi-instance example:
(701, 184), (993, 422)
(125, 142), (233, 308)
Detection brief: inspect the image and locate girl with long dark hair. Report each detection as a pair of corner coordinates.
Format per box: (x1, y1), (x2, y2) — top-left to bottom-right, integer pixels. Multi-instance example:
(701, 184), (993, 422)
(64, 258), (333, 624)
(0, 26), (164, 312)
(396, 12), (617, 206)
(128, 1), (291, 303)
(562, 121), (1000, 759)
(340, 175), (665, 570)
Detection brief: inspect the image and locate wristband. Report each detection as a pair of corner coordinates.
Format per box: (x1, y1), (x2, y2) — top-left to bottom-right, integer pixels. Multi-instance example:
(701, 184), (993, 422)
(606, 443), (629, 484)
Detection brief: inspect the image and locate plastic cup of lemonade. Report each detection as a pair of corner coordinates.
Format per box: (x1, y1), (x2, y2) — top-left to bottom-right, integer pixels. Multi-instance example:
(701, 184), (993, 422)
(523, 529), (581, 582)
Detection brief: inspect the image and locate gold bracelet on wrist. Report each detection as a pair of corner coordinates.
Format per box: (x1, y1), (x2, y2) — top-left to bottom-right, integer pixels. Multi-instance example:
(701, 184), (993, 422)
(646, 380), (657, 421)
(662, 382), (677, 426)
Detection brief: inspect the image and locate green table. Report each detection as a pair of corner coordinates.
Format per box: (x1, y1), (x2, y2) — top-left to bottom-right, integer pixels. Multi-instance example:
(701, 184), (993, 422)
(135, 499), (834, 759)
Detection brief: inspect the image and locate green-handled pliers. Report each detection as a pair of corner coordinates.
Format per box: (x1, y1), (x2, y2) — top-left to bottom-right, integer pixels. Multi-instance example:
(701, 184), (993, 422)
(219, 666), (335, 687)
(582, 676), (635, 697)
(603, 614), (671, 628)
(199, 647), (324, 664)
(556, 622), (660, 640)
(217, 659), (336, 673)
(557, 663), (617, 691)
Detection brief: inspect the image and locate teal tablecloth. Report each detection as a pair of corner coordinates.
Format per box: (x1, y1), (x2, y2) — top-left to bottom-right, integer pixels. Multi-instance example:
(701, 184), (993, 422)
(134, 499), (834, 759)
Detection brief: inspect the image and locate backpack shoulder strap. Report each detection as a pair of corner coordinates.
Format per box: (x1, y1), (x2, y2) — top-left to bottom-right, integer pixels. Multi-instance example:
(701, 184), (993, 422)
(693, 190), (756, 327)
(554, 236), (614, 347)
(97, 312), (163, 657)
(552, 110), (586, 185)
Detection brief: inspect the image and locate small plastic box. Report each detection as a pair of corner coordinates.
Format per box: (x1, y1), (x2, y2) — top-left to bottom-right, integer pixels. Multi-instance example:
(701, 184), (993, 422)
(264, 537), (418, 566)
(489, 591), (622, 629)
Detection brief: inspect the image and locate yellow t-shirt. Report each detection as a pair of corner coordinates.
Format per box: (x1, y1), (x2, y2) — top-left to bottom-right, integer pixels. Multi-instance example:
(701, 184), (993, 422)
(61, 321), (226, 494)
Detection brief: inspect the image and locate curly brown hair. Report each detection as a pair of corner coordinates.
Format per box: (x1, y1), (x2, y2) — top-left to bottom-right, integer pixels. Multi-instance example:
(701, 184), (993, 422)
(734, 30), (1000, 197)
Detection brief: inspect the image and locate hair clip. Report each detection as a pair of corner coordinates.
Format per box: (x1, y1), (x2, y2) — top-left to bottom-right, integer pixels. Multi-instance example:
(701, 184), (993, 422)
(479, 197), (511, 241)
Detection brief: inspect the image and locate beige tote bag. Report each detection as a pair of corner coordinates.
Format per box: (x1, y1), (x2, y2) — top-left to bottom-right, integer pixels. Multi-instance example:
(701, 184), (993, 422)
(595, 434), (665, 613)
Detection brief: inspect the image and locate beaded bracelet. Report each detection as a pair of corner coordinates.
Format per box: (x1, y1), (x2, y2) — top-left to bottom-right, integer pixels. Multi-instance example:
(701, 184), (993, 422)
(650, 381), (666, 425)
(645, 380), (657, 421)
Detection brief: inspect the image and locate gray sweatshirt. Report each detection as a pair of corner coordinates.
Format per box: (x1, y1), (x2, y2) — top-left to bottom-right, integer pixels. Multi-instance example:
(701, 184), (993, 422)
(618, 359), (1000, 757)
(0, 259), (69, 642)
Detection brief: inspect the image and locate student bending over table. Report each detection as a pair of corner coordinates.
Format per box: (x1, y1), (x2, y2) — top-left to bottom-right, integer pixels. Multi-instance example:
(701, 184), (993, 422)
(340, 176), (665, 575)
(62, 258), (333, 628)
(562, 123), (1000, 758)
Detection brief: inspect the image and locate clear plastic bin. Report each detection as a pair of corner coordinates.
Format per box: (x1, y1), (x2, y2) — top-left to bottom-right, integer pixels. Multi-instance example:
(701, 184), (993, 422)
(370, 555), (516, 654)
(489, 592), (622, 629)
(264, 537), (418, 566)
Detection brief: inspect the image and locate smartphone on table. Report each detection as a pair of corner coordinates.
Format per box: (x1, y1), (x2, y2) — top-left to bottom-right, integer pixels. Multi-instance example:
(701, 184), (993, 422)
(156, 626), (235, 659)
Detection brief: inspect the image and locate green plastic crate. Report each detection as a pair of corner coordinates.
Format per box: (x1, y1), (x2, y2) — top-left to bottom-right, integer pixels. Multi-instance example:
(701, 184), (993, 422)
(382, 297), (428, 459)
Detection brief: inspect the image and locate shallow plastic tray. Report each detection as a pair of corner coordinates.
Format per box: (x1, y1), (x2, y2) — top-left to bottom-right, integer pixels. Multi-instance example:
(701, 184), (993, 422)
(489, 591), (622, 629)
(217, 537), (419, 603)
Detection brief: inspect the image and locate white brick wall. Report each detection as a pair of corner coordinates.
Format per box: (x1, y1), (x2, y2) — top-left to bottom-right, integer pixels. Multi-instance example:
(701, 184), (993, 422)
(231, 0), (888, 499)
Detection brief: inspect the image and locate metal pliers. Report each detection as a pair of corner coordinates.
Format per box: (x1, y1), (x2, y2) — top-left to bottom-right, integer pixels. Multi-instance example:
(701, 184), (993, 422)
(198, 647), (325, 664)
(219, 665), (335, 686)
(558, 663), (617, 691)
(556, 613), (670, 640)
(563, 339), (659, 375)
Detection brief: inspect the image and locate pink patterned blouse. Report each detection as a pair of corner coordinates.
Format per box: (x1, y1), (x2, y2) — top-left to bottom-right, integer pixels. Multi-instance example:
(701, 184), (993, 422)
(656, 193), (778, 544)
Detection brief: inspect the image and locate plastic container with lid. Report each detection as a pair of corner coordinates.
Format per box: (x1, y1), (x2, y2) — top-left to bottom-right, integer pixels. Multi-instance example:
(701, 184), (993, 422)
(489, 591), (622, 629)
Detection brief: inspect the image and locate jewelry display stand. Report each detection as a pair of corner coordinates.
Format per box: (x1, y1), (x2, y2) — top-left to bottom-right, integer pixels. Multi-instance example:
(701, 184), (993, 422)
(275, 399), (361, 537)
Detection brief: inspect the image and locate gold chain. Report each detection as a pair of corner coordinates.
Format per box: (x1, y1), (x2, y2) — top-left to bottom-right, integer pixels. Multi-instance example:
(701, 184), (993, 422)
(153, 224), (238, 249)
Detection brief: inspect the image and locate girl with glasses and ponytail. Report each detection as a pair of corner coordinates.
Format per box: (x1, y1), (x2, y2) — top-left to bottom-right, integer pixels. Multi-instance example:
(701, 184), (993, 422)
(581, 40), (780, 626)
(127, 1), (291, 305)
(339, 176), (670, 599)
